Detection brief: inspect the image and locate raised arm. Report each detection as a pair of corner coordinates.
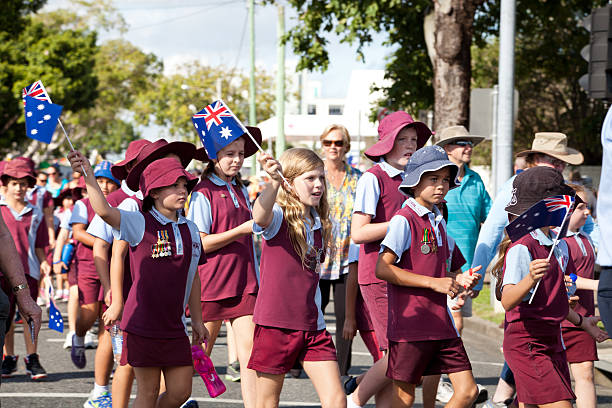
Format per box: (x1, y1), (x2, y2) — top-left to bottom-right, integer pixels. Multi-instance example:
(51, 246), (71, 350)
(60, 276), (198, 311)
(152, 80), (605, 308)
(67, 151), (121, 229)
(252, 153), (282, 228)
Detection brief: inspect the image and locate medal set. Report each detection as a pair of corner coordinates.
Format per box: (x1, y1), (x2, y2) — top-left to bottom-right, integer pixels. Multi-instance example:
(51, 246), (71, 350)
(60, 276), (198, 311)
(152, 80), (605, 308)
(420, 227), (438, 255)
(152, 230), (172, 258)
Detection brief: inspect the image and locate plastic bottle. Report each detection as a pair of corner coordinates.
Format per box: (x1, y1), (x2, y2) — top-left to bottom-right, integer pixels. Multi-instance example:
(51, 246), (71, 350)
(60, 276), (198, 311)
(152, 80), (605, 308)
(60, 243), (75, 273)
(192, 344), (226, 398)
(109, 323), (123, 364)
(567, 273), (578, 298)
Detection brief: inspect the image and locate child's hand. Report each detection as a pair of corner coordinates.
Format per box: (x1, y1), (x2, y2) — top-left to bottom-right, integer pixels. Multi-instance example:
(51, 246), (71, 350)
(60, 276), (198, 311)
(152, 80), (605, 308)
(456, 266), (482, 290)
(192, 321), (209, 346)
(343, 317), (357, 341)
(40, 260), (51, 277)
(52, 261), (66, 275)
(451, 292), (467, 310)
(582, 316), (609, 343)
(257, 152), (282, 183)
(66, 151), (93, 176)
(569, 295), (580, 309)
(241, 220), (254, 235)
(528, 259), (549, 284)
(102, 302), (123, 326)
(432, 277), (462, 298)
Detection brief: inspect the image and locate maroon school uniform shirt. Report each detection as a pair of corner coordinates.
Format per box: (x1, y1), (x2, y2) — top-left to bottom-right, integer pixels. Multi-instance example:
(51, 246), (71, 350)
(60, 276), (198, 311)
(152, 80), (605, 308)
(561, 231), (595, 328)
(27, 185), (54, 213)
(115, 207), (205, 338)
(0, 201), (49, 280)
(502, 230), (573, 334)
(357, 164), (404, 285)
(253, 205), (325, 331)
(188, 176), (258, 301)
(381, 200), (458, 342)
(69, 197), (97, 276)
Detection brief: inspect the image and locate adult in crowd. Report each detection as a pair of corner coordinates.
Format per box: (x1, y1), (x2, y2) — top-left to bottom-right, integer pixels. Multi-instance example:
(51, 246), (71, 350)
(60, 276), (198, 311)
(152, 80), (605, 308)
(0, 215), (43, 385)
(319, 124), (362, 377)
(435, 125), (491, 330)
(45, 164), (68, 198)
(597, 106), (612, 334)
(473, 132), (584, 407)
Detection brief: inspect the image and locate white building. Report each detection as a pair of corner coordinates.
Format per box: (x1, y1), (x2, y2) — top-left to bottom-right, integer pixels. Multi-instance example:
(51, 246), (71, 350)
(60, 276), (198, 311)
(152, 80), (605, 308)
(257, 69), (389, 166)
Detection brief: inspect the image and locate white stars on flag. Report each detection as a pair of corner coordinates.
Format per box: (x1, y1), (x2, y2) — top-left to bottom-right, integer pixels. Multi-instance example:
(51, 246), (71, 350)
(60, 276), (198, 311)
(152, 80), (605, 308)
(220, 126), (232, 139)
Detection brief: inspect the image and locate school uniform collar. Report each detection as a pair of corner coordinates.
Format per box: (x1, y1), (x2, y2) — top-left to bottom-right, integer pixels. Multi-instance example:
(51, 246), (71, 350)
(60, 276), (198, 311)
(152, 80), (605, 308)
(0, 199), (35, 216)
(529, 228), (555, 246)
(404, 197), (443, 220)
(208, 173), (236, 186)
(149, 207), (187, 225)
(121, 180), (143, 200)
(378, 159), (404, 178)
(305, 207), (322, 231)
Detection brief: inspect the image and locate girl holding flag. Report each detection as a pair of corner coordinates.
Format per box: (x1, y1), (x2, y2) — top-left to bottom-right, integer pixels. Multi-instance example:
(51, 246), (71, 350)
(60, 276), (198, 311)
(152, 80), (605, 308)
(492, 167), (607, 408)
(187, 126), (262, 408)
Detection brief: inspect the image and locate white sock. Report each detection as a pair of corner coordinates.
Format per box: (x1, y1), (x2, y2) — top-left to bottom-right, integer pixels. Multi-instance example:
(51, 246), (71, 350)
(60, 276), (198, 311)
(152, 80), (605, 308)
(92, 383), (109, 398)
(347, 394), (362, 408)
(73, 335), (85, 347)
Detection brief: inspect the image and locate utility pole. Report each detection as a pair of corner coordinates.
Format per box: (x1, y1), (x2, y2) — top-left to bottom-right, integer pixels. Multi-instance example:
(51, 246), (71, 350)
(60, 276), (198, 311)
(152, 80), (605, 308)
(275, 5), (286, 158)
(248, 0), (257, 175)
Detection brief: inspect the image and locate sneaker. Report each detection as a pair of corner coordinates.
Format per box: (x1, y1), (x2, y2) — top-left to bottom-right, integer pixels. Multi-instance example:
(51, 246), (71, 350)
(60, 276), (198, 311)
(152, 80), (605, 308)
(180, 399), (199, 408)
(24, 353), (47, 380)
(1, 355), (18, 378)
(436, 380), (454, 404)
(225, 360), (241, 382)
(343, 376), (358, 395)
(64, 331), (75, 349)
(61, 289), (69, 302)
(71, 334), (87, 368)
(476, 384), (489, 404)
(54, 291), (62, 300)
(83, 391), (112, 408)
(84, 330), (97, 349)
(482, 399), (510, 408)
(36, 296), (45, 306)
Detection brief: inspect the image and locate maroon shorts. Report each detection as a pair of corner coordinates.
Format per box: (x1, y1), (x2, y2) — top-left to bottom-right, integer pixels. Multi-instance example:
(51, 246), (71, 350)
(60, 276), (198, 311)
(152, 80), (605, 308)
(504, 323), (575, 404)
(68, 262), (78, 286)
(201, 293), (256, 322)
(77, 270), (103, 306)
(562, 327), (598, 363)
(355, 288), (374, 332)
(120, 331), (192, 367)
(0, 275), (39, 327)
(359, 282), (388, 350)
(248, 325), (337, 375)
(387, 337), (471, 383)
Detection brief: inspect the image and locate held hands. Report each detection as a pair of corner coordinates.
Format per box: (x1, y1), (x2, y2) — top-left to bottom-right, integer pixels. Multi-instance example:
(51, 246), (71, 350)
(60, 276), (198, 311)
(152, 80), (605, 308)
(582, 316), (609, 343)
(257, 153), (283, 184)
(66, 151), (93, 177)
(528, 259), (550, 285)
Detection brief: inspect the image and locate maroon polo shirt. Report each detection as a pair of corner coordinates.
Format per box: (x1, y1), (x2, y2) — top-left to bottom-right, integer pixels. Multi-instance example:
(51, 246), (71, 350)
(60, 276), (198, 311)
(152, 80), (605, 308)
(71, 198), (97, 276)
(561, 232), (595, 328)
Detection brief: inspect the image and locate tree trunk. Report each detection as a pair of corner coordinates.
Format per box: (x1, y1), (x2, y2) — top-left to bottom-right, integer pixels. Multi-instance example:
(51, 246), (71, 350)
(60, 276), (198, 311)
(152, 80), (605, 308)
(432, 0), (480, 131)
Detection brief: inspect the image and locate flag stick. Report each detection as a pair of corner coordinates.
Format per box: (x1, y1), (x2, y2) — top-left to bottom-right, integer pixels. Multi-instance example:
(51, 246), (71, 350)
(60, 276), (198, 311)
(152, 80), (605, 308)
(219, 99), (291, 189)
(38, 82), (87, 176)
(528, 208), (572, 304)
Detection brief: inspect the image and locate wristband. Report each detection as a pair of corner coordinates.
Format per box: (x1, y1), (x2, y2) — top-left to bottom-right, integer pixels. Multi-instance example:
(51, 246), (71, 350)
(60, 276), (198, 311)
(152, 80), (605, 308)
(12, 283), (28, 293)
(573, 314), (583, 328)
(53, 261), (61, 265)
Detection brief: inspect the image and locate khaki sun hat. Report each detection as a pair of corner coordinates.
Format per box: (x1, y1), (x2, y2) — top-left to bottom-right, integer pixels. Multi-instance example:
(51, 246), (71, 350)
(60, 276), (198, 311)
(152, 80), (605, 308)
(516, 132), (584, 166)
(434, 125), (485, 147)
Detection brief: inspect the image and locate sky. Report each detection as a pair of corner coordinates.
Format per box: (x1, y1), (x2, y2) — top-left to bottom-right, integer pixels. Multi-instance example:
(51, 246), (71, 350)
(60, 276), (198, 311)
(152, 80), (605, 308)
(44, 0), (393, 98)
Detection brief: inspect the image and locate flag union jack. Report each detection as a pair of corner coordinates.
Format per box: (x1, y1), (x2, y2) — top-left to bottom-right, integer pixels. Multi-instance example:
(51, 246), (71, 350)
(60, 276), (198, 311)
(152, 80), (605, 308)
(22, 80), (51, 106)
(193, 100), (232, 130)
(543, 195), (574, 212)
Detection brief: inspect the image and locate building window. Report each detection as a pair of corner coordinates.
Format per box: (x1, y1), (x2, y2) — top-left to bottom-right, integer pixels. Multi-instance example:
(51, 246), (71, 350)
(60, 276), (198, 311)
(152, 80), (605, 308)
(329, 105), (343, 115)
(307, 104), (317, 115)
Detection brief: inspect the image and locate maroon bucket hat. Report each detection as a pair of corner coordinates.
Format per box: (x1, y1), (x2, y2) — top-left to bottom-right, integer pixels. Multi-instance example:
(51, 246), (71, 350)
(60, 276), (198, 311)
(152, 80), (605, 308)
(1, 159), (36, 187)
(364, 111), (432, 162)
(14, 156), (36, 172)
(111, 139), (152, 181)
(126, 139), (196, 191)
(140, 157), (198, 198)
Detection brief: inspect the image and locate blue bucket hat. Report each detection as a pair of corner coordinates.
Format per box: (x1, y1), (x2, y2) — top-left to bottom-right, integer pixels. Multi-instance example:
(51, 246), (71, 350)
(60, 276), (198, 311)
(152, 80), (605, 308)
(94, 160), (120, 187)
(399, 145), (460, 196)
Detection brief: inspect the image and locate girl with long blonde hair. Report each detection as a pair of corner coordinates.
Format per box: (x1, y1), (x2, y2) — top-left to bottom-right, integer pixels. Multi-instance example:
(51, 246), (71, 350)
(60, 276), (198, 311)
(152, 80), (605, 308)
(249, 148), (345, 408)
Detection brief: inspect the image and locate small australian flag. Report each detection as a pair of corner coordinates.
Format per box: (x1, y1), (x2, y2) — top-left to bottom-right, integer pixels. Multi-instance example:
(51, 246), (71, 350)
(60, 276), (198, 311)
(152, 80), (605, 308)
(191, 100), (245, 159)
(48, 299), (64, 333)
(24, 95), (63, 144)
(505, 195), (575, 242)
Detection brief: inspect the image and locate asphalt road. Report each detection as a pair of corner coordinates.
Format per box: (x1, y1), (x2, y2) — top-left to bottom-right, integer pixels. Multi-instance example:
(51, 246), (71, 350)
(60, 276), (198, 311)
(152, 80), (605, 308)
(1, 300), (612, 407)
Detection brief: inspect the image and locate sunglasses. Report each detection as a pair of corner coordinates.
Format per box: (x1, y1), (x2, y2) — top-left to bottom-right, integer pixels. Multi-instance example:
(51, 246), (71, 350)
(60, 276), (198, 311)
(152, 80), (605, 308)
(322, 140), (344, 147)
(452, 140), (474, 147)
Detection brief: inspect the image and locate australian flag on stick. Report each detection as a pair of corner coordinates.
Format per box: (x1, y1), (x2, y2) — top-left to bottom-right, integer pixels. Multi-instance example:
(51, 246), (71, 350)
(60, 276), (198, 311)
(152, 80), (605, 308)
(23, 81), (63, 144)
(505, 195), (576, 243)
(46, 284), (64, 333)
(191, 100), (246, 159)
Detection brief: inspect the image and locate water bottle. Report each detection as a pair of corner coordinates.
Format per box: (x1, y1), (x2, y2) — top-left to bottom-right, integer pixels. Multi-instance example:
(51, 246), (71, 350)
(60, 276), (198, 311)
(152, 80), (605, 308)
(192, 344), (226, 398)
(109, 323), (123, 364)
(567, 273), (578, 298)
(60, 243), (75, 273)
